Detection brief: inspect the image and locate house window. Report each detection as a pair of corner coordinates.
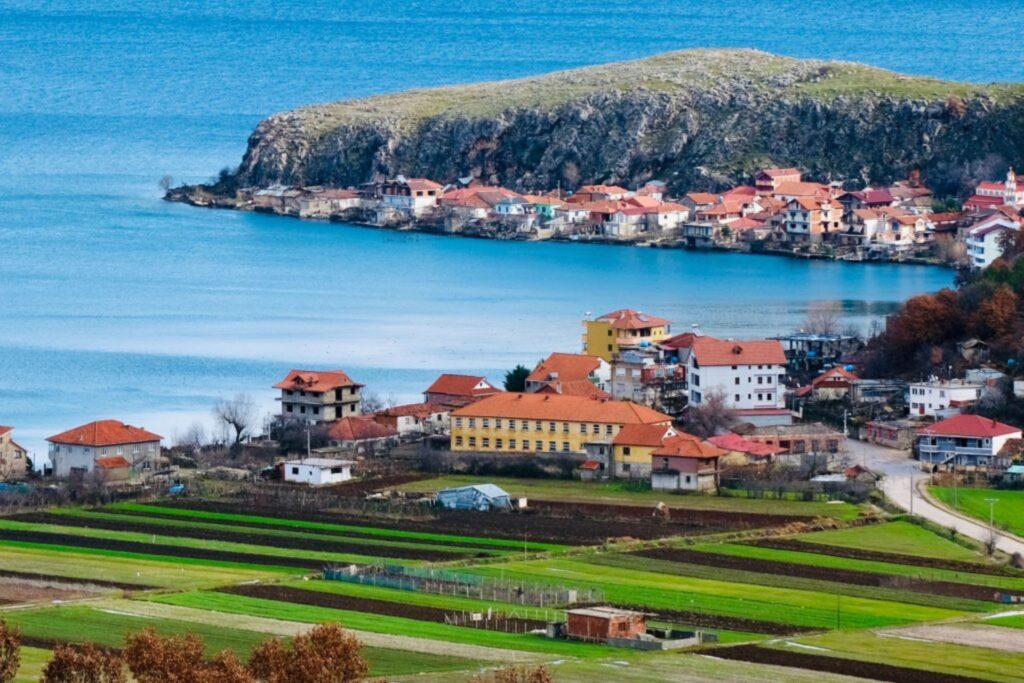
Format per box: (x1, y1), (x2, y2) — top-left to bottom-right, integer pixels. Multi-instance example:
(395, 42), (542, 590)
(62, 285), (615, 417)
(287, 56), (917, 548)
(605, 425), (613, 435)
(581, 424), (588, 434)
(735, 394), (740, 402)
(468, 437), (477, 447)
(522, 441), (530, 451)
(521, 421), (529, 430)
(300, 406), (306, 414)
(734, 377), (740, 385)
(312, 407), (319, 415)
(535, 421), (542, 431)
(592, 424), (600, 434)
(563, 422), (569, 432)
(287, 405), (293, 412)
(291, 467), (299, 474)
(549, 442), (557, 452)
(482, 419), (489, 428)
(509, 439), (516, 449)
(549, 422), (556, 431)
(495, 419), (502, 429)
(455, 436), (463, 446)
(535, 440), (543, 451)
(482, 438), (490, 448)
(623, 463), (631, 472)
(562, 442), (570, 452)
(455, 417), (463, 427)
(623, 446), (631, 456)
(468, 418), (476, 428)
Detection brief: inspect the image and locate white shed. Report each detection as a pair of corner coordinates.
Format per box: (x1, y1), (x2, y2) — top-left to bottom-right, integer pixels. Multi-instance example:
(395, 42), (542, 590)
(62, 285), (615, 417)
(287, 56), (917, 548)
(283, 458), (354, 486)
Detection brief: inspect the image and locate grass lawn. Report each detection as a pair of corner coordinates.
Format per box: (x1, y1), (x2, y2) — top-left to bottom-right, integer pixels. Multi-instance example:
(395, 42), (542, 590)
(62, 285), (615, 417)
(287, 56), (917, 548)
(690, 541), (1024, 591)
(107, 502), (564, 552)
(467, 558), (962, 630)
(770, 629), (1024, 682)
(396, 475), (861, 519)
(982, 614), (1024, 629)
(153, 591), (608, 658)
(14, 647), (49, 683)
(0, 545), (281, 588)
(799, 520), (987, 562)
(931, 487), (1024, 539)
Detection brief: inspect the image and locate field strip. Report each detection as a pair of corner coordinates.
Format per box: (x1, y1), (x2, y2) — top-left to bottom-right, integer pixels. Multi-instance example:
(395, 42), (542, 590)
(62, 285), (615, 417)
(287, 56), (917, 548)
(982, 610), (1024, 620)
(95, 599), (544, 662)
(879, 623), (1024, 653)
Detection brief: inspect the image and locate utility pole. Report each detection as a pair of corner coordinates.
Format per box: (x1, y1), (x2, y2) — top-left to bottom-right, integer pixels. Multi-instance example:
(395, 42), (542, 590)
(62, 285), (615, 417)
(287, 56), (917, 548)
(986, 498), (999, 535)
(909, 471), (914, 516)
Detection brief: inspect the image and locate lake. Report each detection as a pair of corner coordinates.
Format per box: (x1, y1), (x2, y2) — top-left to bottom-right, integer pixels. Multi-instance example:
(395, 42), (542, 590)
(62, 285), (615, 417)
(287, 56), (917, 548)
(8, 0), (1019, 457)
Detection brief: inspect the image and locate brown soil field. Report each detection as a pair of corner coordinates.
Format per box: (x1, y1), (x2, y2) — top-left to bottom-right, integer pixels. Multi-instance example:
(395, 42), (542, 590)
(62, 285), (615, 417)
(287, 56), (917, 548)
(217, 584), (546, 632)
(15, 512), (469, 562)
(635, 547), (1001, 602)
(751, 538), (1012, 576)
(163, 499), (795, 545)
(0, 529), (323, 570)
(711, 644), (991, 683)
(0, 580), (95, 605)
(0, 569), (153, 590)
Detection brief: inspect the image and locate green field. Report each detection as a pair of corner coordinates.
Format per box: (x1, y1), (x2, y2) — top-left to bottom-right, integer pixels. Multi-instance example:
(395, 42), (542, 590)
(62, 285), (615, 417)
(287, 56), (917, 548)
(932, 487), (1024, 538)
(800, 520), (987, 561)
(396, 475), (861, 518)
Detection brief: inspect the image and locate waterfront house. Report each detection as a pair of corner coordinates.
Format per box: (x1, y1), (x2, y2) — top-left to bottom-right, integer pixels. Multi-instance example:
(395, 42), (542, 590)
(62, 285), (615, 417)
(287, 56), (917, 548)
(449, 393), (672, 456)
(965, 216), (1019, 269)
(283, 457), (354, 486)
(526, 353), (611, 397)
(917, 414), (1021, 470)
(783, 197), (842, 244)
(571, 185), (629, 202)
(909, 377), (983, 418)
(643, 202), (688, 231)
(773, 181), (832, 202)
(424, 374), (502, 409)
(47, 420), (162, 479)
(685, 335), (789, 424)
(373, 402), (450, 436)
(583, 309), (671, 362)
(755, 168), (802, 194)
(274, 369), (363, 423)
(837, 188), (896, 222)
(682, 192), (719, 217)
(0, 426), (28, 480)
(379, 177), (442, 217)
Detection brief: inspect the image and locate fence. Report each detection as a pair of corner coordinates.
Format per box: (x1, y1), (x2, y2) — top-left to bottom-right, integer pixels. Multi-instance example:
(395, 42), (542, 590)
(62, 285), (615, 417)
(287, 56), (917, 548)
(324, 563), (602, 607)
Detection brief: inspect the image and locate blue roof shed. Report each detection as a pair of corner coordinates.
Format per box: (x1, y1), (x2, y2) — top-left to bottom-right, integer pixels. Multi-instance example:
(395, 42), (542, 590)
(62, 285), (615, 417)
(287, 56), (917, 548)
(437, 484), (512, 511)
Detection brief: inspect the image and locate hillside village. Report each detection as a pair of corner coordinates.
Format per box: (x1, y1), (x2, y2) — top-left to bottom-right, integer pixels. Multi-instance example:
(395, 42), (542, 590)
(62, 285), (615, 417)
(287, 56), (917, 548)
(177, 166), (1024, 268)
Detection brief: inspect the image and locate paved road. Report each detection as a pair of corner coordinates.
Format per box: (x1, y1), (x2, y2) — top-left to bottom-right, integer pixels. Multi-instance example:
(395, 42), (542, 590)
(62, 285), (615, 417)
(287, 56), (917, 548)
(848, 438), (1024, 557)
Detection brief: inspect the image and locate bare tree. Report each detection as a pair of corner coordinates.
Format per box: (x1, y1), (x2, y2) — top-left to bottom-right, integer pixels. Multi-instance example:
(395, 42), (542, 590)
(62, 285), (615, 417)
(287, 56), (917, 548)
(682, 389), (737, 438)
(213, 393), (256, 445)
(175, 422), (207, 453)
(360, 391), (386, 414)
(803, 301), (842, 335)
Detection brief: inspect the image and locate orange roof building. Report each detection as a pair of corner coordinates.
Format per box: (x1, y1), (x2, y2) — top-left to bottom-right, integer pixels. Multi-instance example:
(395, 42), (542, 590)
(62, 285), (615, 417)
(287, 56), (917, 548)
(584, 309), (672, 361)
(687, 335), (789, 417)
(450, 393), (671, 456)
(424, 374), (502, 408)
(0, 426), (29, 480)
(326, 416), (399, 445)
(274, 369), (363, 423)
(47, 420), (163, 479)
(526, 353), (611, 397)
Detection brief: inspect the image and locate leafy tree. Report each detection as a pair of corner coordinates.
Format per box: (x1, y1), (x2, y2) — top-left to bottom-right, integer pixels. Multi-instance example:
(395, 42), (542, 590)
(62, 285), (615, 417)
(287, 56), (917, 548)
(42, 643), (125, 683)
(503, 364), (531, 392)
(0, 621), (19, 683)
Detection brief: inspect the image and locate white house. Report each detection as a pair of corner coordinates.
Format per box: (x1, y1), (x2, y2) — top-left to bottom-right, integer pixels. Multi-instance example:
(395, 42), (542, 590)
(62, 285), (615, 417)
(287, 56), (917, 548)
(917, 414), (1021, 469)
(965, 219), (1018, 269)
(909, 377), (983, 418)
(379, 177), (442, 217)
(283, 458), (353, 486)
(685, 335), (790, 424)
(47, 420), (162, 479)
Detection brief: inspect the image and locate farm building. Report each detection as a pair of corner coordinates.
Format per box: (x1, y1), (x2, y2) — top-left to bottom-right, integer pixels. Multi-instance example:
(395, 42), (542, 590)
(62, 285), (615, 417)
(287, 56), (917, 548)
(437, 483), (511, 511)
(566, 606), (646, 642)
(283, 458), (354, 486)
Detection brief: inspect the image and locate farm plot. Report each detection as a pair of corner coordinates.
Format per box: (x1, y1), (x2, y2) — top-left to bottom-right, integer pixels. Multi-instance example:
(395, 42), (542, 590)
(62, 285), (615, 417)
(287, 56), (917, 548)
(634, 546), (1008, 604)
(467, 558), (964, 631)
(932, 487), (1024, 539)
(794, 520), (989, 562)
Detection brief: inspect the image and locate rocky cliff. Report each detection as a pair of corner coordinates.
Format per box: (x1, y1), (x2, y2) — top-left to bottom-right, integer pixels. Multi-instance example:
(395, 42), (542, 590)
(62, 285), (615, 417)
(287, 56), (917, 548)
(231, 49), (1024, 195)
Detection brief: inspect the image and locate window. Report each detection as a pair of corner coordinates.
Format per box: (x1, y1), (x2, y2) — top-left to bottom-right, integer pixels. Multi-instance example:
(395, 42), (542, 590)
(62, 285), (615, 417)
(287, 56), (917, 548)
(623, 446), (631, 456)
(734, 377), (740, 385)
(592, 424), (600, 434)
(535, 421), (542, 431)
(562, 442), (570, 452)
(455, 436), (463, 446)
(549, 422), (556, 432)
(622, 463), (631, 472)
(455, 417), (463, 428)
(605, 425), (613, 435)
(495, 419), (502, 429)
(549, 442), (557, 452)
(692, 374), (700, 387)
(300, 406), (307, 414)
(522, 441), (529, 451)
(535, 440), (543, 451)
(291, 467), (299, 474)
(581, 424), (588, 434)
(286, 405), (293, 412)
(482, 438), (490, 447)
(482, 418), (489, 428)
(562, 422), (569, 432)
(509, 439), (516, 449)
(735, 394), (740, 402)
(521, 420), (529, 430)
(757, 376), (763, 385)
(312, 407), (319, 415)
(468, 418), (476, 428)
(468, 437), (476, 447)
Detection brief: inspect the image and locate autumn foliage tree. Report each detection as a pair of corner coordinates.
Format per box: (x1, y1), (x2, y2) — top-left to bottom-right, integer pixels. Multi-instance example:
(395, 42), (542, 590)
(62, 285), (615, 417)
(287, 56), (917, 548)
(0, 621), (20, 683)
(972, 285), (1019, 340)
(41, 643), (125, 683)
(469, 665), (554, 683)
(124, 628), (215, 683)
(249, 623), (368, 683)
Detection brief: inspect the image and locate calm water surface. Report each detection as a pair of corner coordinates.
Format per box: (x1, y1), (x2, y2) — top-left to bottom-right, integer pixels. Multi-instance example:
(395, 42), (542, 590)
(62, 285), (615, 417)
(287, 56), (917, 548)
(7, 0), (1020, 456)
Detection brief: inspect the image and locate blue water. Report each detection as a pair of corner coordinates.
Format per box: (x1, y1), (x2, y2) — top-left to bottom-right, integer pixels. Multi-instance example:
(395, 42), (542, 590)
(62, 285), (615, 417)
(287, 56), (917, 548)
(8, 0), (1018, 457)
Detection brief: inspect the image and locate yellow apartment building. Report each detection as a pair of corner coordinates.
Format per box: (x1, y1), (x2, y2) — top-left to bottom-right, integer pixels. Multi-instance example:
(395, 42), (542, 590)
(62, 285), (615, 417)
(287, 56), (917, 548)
(582, 309), (671, 361)
(450, 393), (671, 455)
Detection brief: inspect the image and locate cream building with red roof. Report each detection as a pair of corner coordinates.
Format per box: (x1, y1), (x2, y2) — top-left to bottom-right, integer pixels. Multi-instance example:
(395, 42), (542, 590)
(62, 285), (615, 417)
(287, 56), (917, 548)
(274, 369), (364, 423)
(682, 335), (789, 422)
(525, 353), (611, 397)
(47, 420), (162, 479)
(0, 426), (29, 480)
(583, 309), (671, 362)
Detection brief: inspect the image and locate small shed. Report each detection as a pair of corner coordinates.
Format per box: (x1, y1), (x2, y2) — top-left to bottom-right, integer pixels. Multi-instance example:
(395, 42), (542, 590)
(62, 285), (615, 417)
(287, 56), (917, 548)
(94, 456), (132, 485)
(283, 458), (354, 486)
(437, 484), (511, 511)
(1005, 464), (1024, 483)
(566, 606), (646, 643)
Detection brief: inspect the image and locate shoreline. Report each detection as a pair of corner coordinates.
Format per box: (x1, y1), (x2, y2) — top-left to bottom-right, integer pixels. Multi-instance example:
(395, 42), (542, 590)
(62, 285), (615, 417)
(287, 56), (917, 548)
(164, 192), (949, 270)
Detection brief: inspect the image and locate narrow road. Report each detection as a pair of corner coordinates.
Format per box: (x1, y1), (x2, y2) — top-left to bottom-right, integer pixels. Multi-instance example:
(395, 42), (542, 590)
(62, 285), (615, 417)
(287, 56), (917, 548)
(848, 439), (1024, 557)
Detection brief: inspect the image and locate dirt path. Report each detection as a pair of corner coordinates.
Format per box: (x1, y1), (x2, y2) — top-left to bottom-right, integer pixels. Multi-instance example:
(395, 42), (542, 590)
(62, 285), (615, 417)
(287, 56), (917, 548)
(879, 623), (1024, 654)
(92, 599), (545, 663)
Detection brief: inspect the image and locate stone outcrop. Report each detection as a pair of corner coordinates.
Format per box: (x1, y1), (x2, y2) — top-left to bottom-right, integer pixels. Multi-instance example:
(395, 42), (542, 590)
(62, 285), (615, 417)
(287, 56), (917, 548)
(228, 49), (1024, 196)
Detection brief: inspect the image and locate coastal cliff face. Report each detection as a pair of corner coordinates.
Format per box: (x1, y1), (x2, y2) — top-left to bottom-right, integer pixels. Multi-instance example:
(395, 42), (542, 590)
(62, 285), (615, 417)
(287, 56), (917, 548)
(234, 49), (1024, 195)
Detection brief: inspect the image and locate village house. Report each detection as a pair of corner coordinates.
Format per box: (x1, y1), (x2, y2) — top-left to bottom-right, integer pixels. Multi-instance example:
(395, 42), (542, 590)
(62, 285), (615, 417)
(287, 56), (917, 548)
(908, 377), (983, 418)
(610, 423), (678, 477)
(708, 432), (784, 467)
(649, 437), (725, 492)
(681, 192), (720, 217)
(379, 177), (442, 217)
(423, 374), (502, 409)
(449, 393), (672, 456)
(0, 426), (28, 480)
(964, 213), (1020, 269)
(566, 607), (646, 643)
(274, 369), (363, 423)
(644, 202), (689, 231)
(774, 181), (833, 202)
(603, 205), (648, 238)
(373, 403), (450, 436)
(863, 419), (919, 450)
(809, 366), (859, 401)
(47, 420), (162, 479)
(837, 188), (896, 222)
(582, 309), (671, 362)
(525, 353), (611, 397)
(609, 350), (687, 416)
(282, 457), (354, 486)
(570, 184), (629, 203)
(745, 422), (847, 468)
(324, 416), (398, 453)
(783, 196), (842, 244)
(964, 169), (1024, 211)
(683, 335), (790, 424)
(917, 414), (1022, 470)
(755, 167), (802, 194)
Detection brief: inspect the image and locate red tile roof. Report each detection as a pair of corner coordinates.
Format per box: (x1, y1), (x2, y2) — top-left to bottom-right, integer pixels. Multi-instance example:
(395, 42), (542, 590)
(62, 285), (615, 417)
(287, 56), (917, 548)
(328, 416), (398, 442)
(685, 192), (719, 205)
(453, 393), (672, 425)
(729, 217), (766, 230)
(613, 423), (676, 447)
(775, 181), (830, 198)
(48, 420), (162, 447)
(425, 374), (501, 399)
(917, 414), (1021, 439)
(595, 309), (670, 331)
(535, 381), (611, 399)
(690, 336), (787, 367)
(812, 366), (859, 388)
(405, 178), (442, 192)
(95, 456), (131, 470)
(708, 433), (784, 457)
(652, 435), (727, 458)
(0, 426), (11, 438)
(274, 369), (363, 393)
(377, 402), (445, 418)
(758, 168), (801, 178)
(579, 460), (602, 471)
(528, 353), (603, 384)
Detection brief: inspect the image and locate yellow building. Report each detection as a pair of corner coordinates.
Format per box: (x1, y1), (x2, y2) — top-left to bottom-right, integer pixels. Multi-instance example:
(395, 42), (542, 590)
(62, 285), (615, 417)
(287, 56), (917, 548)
(611, 423), (678, 477)
(582, 309), (671, 362)
(450, 393), (671, 455)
